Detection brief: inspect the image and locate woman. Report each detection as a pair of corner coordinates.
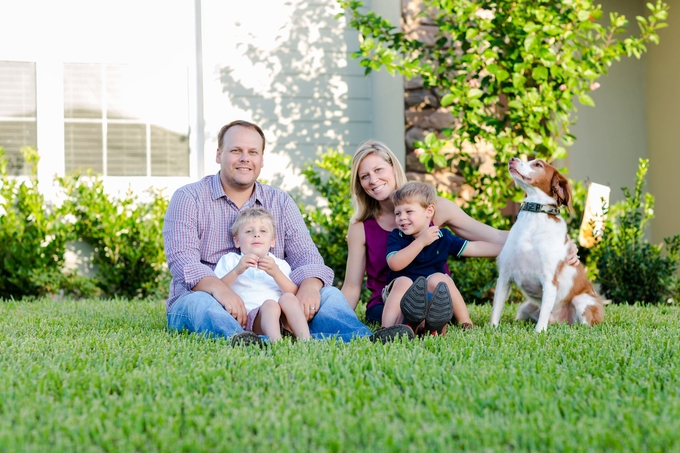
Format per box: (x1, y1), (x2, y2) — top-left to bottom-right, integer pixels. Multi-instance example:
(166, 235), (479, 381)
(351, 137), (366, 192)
(340, 140), (576, 328)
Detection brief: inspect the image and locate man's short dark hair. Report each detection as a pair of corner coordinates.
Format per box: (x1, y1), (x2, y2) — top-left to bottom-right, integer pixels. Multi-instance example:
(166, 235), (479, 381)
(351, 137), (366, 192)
(217, 120), (266, 152)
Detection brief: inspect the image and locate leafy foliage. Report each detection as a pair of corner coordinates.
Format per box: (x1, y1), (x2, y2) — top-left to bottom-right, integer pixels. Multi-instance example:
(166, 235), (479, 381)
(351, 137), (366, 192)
(448, 257), (498, 304)
(339, 0), (669, 228)
(299, 149), (354, 287)
(592, 159), (679, 304)
(57, 173), (170, 300)
(0, 147), (70, 299)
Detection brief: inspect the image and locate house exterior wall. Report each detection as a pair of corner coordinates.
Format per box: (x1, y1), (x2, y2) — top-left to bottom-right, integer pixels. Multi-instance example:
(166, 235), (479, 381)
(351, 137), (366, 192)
(1, 0), (675, 241)
(0, 0), (405, 204)
(646, 0), (680, 244)
(566, 0), (648, 204)
(567, 0), (679, 244)
(0, 0), (196, 198)
(200, 0), (404, 199)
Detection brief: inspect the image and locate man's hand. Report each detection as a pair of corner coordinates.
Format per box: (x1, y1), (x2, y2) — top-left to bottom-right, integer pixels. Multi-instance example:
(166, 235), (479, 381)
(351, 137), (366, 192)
(297, 278), (323, 322)
(212, 284), (248, 327)
(194, 276), (247, 327)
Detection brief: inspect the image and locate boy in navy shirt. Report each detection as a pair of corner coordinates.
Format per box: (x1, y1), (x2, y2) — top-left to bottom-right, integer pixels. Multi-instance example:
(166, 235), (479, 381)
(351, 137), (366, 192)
(382, 182), (501, 334)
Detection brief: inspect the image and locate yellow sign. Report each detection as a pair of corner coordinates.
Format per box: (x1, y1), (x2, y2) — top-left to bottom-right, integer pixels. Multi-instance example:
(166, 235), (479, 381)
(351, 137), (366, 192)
(579, 182), (611, 248)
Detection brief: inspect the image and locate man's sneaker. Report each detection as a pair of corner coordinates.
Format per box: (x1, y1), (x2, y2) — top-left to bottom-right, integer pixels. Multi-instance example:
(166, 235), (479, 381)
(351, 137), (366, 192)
(424, 282), (453, 334)
(370, 324), (415, 344)
(399, 276), (428, 326)
(231, 331), (265, 348)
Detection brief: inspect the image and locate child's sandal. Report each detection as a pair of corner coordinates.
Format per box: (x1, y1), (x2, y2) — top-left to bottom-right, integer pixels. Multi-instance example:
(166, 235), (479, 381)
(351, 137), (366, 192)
(399, 276), (428, 326)
(424, 282), (453, 334)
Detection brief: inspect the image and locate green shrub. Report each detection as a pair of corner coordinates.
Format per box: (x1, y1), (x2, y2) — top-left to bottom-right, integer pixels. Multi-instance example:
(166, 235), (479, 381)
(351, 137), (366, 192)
(299, 149), (354, 287)
(57, 173), (170, 300)
(592, 159), (680, 304)
(447, 257), (495, 303)
(339, 0), (669, 229)
(0, 147), (71, 299)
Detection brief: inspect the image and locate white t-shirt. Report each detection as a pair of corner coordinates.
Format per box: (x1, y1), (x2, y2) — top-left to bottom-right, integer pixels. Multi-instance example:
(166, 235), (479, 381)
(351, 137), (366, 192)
(213, 252), (292, 312)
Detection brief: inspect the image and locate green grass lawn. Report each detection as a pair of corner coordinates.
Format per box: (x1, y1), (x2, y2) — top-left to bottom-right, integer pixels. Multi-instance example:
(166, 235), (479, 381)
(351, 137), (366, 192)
(1, 299), (678, 453)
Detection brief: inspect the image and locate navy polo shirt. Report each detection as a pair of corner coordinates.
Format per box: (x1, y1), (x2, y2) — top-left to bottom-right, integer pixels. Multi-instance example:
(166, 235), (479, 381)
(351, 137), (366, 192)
(386, 227), (468, 282)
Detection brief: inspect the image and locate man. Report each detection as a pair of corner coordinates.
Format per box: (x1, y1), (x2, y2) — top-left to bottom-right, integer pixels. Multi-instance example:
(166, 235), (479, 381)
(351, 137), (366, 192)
(163, 120), (410, 345)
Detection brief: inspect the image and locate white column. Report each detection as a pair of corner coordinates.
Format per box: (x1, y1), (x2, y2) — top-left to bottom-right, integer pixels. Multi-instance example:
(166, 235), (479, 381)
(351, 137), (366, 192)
(35, 60), (65, 196)
(190, 0), (206, 180)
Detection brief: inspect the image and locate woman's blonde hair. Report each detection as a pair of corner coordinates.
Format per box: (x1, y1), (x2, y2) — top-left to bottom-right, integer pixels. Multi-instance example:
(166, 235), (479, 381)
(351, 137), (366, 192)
(350, 140), (408, 222)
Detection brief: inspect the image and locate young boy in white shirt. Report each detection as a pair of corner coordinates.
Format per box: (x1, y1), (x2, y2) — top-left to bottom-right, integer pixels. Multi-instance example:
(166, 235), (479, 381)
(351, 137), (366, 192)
(214, 208), (310, 341)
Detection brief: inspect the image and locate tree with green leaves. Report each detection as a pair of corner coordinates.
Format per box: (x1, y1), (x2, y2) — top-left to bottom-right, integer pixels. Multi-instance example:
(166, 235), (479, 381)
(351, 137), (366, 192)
(338, 0), (669, 228)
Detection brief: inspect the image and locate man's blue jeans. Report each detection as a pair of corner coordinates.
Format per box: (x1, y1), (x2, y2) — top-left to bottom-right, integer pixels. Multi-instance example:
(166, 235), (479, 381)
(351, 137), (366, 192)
(167, 286), (371, 342)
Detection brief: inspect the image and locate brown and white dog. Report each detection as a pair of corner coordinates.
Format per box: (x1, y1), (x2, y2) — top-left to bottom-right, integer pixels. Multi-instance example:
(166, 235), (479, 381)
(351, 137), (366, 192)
(490, 158), (604, 332)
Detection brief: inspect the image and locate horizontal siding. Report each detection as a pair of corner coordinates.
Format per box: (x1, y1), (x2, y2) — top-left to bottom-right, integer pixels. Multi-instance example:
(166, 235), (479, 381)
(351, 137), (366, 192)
(230, 51), (366, 76)
(273, 142), (366, 157)
(264, 121), (372, 145)
(275, 28), (363, 52)
(222, 74), (371, 99)
(202, 0), (373, 185)
(221, 97), (372, 122)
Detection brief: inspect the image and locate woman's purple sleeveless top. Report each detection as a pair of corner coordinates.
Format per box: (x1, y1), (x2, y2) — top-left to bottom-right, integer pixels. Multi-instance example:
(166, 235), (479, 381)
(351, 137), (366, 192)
(363, 218), (391, 310)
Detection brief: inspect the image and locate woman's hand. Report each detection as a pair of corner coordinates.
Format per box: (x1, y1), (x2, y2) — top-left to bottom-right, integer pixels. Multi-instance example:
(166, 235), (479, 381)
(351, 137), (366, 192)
(567, 240), (580, 266)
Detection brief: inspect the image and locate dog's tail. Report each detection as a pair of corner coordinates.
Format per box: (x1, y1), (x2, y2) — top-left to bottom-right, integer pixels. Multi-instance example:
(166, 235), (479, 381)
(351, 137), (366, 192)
(572, 294), (605, 326)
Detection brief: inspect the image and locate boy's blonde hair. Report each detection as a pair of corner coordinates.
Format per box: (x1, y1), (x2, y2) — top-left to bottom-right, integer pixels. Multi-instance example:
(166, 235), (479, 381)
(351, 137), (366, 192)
(231, 208), (276, 238)
(391, 181), (437, 209)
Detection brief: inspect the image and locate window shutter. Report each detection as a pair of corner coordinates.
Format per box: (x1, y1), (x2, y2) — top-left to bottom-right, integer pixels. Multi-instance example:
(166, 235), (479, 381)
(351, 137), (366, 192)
(64, 63), (189, 177)
(0, 61), (37, 176)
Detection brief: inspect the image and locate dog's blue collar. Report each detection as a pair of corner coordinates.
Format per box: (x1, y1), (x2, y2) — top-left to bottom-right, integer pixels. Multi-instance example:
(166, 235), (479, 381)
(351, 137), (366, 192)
(520, 201), (561, 216)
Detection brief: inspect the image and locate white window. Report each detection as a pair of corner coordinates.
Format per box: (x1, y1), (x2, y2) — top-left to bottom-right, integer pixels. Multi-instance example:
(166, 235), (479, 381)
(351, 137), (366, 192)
(0, 61), (36, 176)
(64, 63), (190, 177)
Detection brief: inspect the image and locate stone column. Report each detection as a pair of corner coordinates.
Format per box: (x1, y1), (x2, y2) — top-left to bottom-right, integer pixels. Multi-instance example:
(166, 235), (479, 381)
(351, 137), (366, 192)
(401, 0), (465, 200)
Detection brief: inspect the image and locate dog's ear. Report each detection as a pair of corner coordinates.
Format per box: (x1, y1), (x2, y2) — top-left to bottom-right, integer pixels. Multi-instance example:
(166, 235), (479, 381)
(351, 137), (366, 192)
(551, 171), (573, 212)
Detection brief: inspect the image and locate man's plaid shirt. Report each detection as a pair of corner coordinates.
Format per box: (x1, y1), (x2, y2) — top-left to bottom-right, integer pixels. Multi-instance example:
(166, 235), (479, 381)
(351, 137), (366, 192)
(163, 173), (334, 311)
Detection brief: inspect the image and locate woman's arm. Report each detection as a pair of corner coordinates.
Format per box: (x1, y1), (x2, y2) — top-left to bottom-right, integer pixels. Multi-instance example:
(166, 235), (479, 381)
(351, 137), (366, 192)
(341, 221), (367, 311)
(461, 240), (504, 258)
(434, 196), (509, 245)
